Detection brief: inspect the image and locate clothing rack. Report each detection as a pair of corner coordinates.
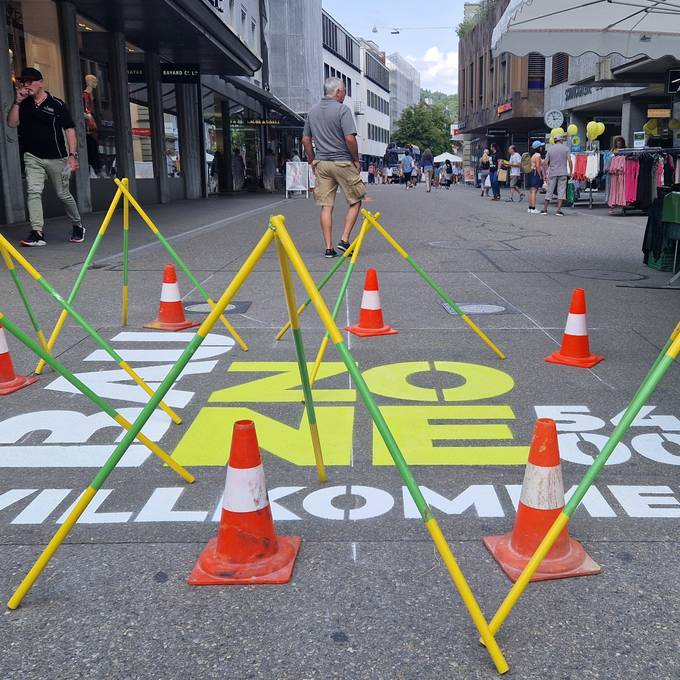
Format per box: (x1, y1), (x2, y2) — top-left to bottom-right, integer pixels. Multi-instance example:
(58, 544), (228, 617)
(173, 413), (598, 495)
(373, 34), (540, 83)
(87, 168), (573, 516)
(571, 150), (604, 209)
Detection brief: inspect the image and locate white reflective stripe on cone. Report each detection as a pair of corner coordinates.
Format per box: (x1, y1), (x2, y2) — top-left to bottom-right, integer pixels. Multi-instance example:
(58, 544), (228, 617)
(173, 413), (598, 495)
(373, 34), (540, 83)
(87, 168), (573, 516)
(564, 312), (587, 336)
(160, 283), (181, 303)
(519, 462), (565, 510)
(360, 290), (381, 310)
(222, 464), (269, 513)
(0, 329), (8, 354)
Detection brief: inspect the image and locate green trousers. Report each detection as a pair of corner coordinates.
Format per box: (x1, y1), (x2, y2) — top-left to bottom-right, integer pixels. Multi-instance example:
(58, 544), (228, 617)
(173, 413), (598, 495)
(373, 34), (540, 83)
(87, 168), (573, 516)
(24, 152), (82, 232)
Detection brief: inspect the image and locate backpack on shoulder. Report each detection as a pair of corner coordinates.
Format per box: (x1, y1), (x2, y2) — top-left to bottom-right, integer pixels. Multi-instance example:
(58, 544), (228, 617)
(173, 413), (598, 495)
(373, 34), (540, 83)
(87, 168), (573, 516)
(520, 152), (532, 174)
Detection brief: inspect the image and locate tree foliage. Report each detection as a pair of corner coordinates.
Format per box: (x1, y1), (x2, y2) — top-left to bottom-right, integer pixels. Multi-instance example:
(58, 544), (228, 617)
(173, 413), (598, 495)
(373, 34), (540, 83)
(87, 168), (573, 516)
(421, 89), (459, 122)
(393, 103), (451, 155)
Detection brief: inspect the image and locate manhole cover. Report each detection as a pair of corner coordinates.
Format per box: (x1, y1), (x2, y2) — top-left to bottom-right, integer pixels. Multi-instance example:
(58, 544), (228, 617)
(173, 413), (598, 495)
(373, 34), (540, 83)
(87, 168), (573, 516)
(566, 269), (647, 282)
(184, 301), (251, 314)
(442, 303), (510, 315)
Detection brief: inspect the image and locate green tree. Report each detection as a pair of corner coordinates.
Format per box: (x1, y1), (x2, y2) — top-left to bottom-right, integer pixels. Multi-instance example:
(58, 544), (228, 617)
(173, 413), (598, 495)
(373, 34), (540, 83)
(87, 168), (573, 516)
(421, 89), (459, 122)
(393, 103), (451, 155)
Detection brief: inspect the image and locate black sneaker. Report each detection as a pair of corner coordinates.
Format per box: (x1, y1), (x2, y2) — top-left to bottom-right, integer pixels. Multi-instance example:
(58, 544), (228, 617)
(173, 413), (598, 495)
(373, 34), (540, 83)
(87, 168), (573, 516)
(539, 210), (548, 215)
(336, 239), (351, 252)
(555, 211), (564, 217)
(324, 248), (337, 258)
(69, 225), (86, 243)
(20, 230), (46, 247)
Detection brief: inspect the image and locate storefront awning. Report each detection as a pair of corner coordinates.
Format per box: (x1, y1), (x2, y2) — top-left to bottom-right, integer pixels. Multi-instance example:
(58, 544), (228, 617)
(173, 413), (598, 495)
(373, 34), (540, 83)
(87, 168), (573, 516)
(491, 0), (680, 59)
(223, 77), (305, 123)
(73, 0), (262, 75)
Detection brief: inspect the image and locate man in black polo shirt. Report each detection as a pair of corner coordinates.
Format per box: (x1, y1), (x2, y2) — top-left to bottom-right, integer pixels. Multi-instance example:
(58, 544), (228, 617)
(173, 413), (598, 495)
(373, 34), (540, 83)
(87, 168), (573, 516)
(7, 67), (85, 246)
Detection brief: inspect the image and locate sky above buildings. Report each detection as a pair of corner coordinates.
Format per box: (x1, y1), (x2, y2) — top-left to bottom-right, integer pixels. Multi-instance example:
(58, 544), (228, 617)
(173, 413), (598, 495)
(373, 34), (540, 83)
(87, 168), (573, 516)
(322, 0), (464, 94)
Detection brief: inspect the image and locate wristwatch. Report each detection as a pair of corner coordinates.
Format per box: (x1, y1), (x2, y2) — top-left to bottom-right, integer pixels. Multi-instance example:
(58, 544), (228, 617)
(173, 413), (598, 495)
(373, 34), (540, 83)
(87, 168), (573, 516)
(68, 152), (79, 159)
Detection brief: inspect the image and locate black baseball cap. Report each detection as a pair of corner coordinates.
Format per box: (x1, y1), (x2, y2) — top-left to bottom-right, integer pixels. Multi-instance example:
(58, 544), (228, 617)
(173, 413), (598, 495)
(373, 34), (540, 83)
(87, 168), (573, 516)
(19, 67), (43, 82)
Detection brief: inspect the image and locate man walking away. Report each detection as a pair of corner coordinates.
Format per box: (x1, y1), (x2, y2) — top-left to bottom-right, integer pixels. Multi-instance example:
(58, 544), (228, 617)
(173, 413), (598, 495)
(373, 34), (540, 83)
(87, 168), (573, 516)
(421, 148), (434, 192)
(7, 68), (84, 246)
(540, 134), (572, 216)
(506, 145), (524, 202)
(303, 77), (367, 258)
(400, 150), (414, 190)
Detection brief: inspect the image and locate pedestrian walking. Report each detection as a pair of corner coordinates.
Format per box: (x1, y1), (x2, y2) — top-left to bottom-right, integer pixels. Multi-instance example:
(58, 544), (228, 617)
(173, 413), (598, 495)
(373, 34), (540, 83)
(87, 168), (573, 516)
(488, 143), (501, 201)
(400, 150), (414, 190)
(367, 161), (376, 184)
(479, 149), (491, 197)
(433, 164), (441, 190)
(443, 159), (453, 189)
(540, 134), (572, 216)
(506, 145), (524, 202)
(526, 141), (545, 214)
(302, 77), (366, 258)
(7, 67), (85, 246)
(420, 148), (434, 192)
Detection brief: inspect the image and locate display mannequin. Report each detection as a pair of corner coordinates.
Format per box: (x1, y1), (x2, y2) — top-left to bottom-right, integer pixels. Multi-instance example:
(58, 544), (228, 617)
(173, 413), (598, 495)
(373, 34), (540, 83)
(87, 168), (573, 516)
(82, 74), (102, 176)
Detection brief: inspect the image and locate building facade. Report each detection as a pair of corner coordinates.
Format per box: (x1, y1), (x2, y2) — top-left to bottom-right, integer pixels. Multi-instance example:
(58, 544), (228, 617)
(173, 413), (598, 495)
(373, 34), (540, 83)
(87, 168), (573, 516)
(0, 0), (303, 226)
(386, 53), (421, 134)
(457, 0), (546, 171)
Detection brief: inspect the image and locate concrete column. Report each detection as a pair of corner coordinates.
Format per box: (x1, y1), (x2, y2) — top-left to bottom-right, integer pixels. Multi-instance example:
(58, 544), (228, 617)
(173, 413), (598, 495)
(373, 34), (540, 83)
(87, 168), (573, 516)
(621, 96), (645, 147)
(57, 0), (91, 214)
(108, 32), (136, 194)
(176, 83), (203, 199)
(145, 52), (170, 203)
(222, 98), (233, 194)
(0, 0), (25, 223)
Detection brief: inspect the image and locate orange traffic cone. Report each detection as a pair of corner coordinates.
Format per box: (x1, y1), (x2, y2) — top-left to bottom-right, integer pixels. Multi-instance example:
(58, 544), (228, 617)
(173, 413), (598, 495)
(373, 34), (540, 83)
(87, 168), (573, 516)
(145, 264), (200, 331)
(483, 418), (601, 582)
(346, 268), (398, 337)
(0, 325), (37, 396)
(188, 420), (301, 585)
(545, 288), (603, 368)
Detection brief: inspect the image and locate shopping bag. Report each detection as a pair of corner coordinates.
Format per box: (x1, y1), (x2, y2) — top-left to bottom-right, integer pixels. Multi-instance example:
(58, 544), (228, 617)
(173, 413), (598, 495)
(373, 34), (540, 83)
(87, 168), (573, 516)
(484, 175), (491, 188)
(497, 168), (508, 183)
(566, 181), (576, 205)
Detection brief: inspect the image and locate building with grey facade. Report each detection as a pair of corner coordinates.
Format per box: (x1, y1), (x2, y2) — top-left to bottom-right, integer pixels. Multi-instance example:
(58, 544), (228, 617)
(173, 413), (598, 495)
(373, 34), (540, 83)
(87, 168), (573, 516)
(386, 53), (421, 134)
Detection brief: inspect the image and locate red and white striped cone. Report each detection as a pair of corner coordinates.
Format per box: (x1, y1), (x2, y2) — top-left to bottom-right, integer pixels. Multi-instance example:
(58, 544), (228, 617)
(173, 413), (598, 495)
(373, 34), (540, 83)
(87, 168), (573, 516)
(483, 418), (601, 582)
(188, 420), (301, 585)
(144, 264), (200, 331)
(545, 288), (603, 368)
(0, 325), (37, 396)
(345, 268), (398, 337)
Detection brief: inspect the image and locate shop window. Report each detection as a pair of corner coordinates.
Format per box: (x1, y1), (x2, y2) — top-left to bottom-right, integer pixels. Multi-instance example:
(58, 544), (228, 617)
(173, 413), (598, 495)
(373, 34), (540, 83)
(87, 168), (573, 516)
(551, 53), (569, 86)
(347, 78), (352, 97)
(324, 63), (330, 80)
(7, 1), (65, 99)
(77, 15), (116, 179)
(162, 85), (180, 180)
(128, 54), (154, 180)
(251, 19), (256, 46)
(527, 52), (545, 90)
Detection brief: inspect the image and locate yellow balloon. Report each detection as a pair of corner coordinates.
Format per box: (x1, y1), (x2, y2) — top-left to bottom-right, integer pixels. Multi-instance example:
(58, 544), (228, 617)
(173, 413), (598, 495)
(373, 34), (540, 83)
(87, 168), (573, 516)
(586, 121), (597, 134)
(550, 128), (559, 137)
(555, 127), (565, 137)
(567, 124), (578, 136)
(549, 136), (555, 145)
(597, 122), (605, 137)
(669, 118), (680, 130)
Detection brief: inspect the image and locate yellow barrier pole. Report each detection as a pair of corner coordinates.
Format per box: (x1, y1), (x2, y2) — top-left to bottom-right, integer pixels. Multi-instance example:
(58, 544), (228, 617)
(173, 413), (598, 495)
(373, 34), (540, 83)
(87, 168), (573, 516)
(274, 237), (326, 483)
(309, 218), (372, 386)
(113, 179), (248, 351)
(1, 235), (182, 424)
(274, 239), (359, 341)
(35, 187), (124, 374)
(272, 215), (508, 674)
(362, 210), (506, 360)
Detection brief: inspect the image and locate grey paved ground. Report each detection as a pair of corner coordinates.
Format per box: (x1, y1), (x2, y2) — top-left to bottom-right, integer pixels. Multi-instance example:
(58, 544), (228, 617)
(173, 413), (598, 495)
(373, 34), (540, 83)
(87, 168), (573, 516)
(1, 182), (679, 679)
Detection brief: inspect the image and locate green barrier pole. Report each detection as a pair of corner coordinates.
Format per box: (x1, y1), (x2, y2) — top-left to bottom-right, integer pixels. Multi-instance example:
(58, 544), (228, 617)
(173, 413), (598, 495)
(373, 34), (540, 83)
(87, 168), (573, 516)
(35, 187), (123, 375)
(487, 328), (680, 638)
(0, 234), (181, 425)
(113, 178), (248, 351)
(0, 311), (193, 484)
(7, 225), (276, 611)
(1, 245), (47, 351)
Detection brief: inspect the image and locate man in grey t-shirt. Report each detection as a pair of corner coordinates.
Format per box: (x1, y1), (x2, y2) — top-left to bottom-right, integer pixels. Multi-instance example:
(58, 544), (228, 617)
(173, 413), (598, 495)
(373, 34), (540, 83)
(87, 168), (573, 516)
(303, 77), (367, 257)
(541, 135), (573, 216)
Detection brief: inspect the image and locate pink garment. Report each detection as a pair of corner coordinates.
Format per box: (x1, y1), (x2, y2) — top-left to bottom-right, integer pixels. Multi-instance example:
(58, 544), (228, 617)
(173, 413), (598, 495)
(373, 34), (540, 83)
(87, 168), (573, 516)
(607, 155), (626, 207)
(624, 158), (639, 204)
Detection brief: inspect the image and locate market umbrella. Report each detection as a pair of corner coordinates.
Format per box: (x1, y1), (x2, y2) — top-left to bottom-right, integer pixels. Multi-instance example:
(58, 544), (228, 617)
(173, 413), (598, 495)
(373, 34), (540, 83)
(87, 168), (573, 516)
(491, 0), (680, 59)
(434, 152), (463, 163)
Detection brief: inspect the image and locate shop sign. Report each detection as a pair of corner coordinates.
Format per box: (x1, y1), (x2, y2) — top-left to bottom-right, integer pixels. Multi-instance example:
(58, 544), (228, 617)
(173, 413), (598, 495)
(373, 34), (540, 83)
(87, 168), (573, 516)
(565, 85), (592, 101)
(634, 131), (646, 149)
(497, 102), (512, 115)
(647, 108), (671, 119)
(486, 128), (508, 137)
(127, 65), (146, 83)
(666, 70), (680, 95)
(232, 117), (282, 126)
(132, 127), (151, 137)
(161, 64), (200, 84)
